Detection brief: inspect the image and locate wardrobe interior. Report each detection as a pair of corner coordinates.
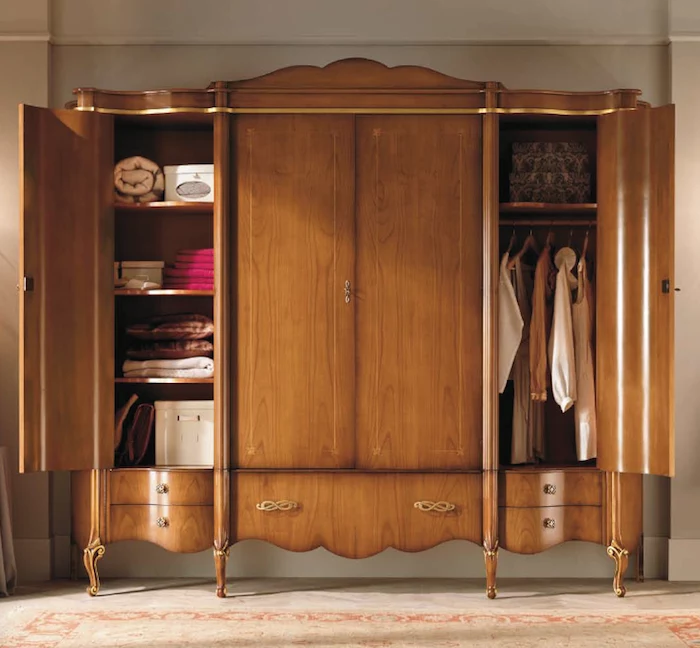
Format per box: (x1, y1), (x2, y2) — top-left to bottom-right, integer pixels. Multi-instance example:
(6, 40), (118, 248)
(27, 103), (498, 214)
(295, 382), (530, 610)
(498, 115), (598, 470)
(113, 114), (216, 468)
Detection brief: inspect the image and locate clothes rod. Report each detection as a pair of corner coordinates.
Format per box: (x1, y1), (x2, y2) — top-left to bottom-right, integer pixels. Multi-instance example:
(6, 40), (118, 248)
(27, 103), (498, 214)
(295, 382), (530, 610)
(499, 219), (596, 227)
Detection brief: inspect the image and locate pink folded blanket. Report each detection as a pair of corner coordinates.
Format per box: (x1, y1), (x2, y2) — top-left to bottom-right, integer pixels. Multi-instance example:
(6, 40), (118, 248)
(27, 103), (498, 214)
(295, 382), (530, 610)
(174, 261), (214, 270)
(163, 281), (214, 290)
(177, 248), (213, 256)
(164, 267), (214, 278)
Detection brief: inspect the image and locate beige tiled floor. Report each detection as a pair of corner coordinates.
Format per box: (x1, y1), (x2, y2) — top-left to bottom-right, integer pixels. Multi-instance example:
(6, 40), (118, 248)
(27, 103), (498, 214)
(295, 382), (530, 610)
(3, 578), (700, 613)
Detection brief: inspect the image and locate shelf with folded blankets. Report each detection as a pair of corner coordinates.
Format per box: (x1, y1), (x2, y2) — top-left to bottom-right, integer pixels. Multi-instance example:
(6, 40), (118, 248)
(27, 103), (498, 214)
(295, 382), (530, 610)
(115, 289), (214, 297)
(115, 377), (214, 384)
(115, 201), (214, 214)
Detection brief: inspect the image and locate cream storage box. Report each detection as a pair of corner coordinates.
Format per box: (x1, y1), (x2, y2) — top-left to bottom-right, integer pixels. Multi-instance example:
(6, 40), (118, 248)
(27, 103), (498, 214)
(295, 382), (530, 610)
(119, 260), (164, 286)
(155, 400), (214, 466)
(164, 164), (214, 202)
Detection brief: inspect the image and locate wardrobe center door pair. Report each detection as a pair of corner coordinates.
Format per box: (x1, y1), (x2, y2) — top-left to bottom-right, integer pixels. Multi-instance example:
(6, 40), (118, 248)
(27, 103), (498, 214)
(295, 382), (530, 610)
(235, 114), (483, 471)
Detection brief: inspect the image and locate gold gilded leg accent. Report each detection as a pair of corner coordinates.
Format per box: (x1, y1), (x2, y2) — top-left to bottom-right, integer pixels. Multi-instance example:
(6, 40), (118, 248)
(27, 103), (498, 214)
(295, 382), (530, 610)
(607, 539), (629, 598)
(83, 542), (105, 597)
(214, 546), (230, 598)
(484, 541), (498, 599)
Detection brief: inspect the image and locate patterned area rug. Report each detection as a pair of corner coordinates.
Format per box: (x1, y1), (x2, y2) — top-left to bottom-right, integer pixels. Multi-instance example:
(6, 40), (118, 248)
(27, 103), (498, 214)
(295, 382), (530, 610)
(3, 610), (700, 647)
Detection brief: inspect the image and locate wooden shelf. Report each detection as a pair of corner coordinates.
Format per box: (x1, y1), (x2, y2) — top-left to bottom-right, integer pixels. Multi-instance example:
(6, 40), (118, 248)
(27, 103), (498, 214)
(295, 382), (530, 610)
(115, 289), (214, 296)
(115, 377), (214, 384)
(115, 201), (213, 213)
(500, 202), (597, 214)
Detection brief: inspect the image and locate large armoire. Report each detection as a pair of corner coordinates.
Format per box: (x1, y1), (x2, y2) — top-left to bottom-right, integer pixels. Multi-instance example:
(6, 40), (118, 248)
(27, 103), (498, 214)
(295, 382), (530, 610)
(18, 59), (674, 598)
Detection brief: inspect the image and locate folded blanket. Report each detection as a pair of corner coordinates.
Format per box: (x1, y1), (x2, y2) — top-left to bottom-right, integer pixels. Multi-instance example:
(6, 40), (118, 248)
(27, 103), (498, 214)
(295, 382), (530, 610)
(123, 356), (213, 373)
(114, 156), (165, 204)
(163, 282), (214, 290)
(123, 367), (214, 379)
(164, 267), (214, 278)
(177, 248), (214, 256)
(174, 261), (214, 270)
(127, 313), (214, 340)
(127, 340), (214, 360)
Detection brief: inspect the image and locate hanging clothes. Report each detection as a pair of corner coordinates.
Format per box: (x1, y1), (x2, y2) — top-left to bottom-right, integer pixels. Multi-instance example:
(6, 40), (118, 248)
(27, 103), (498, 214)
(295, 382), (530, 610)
(550, 246), (578, 413)
(498, 252), (523, 394)
(572, 256), (597, 460)
(529, 244), (556, 402)
(511, 258), (545, 464)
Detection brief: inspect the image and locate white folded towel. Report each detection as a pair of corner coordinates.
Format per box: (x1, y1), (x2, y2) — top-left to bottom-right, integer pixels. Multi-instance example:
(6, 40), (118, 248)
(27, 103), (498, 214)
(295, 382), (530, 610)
(123, 367), (213, 379)
(122, 356), (214, 374)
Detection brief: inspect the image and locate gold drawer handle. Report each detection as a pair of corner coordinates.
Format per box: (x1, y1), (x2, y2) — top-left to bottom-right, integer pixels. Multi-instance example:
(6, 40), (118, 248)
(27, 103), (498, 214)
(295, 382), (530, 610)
(155, 483), (169, 495)
(543, 484), (556, 495)
(256, 500), (299, 512)
(156, 517), (169, 528)
(414, 501), (456, 513)
(543, 517), (556, 529)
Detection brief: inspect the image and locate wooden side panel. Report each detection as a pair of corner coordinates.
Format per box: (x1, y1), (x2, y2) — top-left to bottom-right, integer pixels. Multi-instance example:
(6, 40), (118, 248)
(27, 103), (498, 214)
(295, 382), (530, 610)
(597, 106), (675, 476)
(235, 115), (355, 468)
(19, 106), (114, 472)
(233, 472), (482, 557)
(355, 115), (482, 470)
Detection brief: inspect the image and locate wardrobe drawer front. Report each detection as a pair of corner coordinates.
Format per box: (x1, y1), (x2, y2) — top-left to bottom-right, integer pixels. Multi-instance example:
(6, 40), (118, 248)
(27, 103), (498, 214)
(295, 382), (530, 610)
(499, 471), (602, 508)
(499, 505), (603, 554)
(233, 472), (482, 557)
(110, 469), (213, 506)
(109, 505), (213, 553)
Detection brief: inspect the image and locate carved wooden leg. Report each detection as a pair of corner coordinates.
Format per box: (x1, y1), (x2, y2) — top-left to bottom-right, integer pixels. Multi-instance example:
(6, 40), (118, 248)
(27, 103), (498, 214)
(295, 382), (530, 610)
(83, 541), (105, 597)
(483, 541), (499, 599)
(607, 539), (629, 598)
(214, 546), (229, 598)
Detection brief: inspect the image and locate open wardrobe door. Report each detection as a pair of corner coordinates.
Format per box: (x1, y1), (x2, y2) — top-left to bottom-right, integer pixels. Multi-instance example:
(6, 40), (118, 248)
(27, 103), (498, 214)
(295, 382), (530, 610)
(597, 105), (675, 476)
(19, 106), (114, 472)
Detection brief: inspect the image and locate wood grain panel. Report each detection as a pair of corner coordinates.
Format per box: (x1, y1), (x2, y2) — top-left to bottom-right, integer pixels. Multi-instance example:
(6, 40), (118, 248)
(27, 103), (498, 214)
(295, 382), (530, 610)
(19, 106), (114, 472)
(597, 106), (674, 477)
(499, 469), (602, 508)
(109, 505), (213, 553)
(71, 471), (92, 550)
(110, 469), (213, 505)
(355, 115), (482, 470)
(499, 505), (603, 554)
(235, 115), (355, 469)
(233, 472), (481, 557)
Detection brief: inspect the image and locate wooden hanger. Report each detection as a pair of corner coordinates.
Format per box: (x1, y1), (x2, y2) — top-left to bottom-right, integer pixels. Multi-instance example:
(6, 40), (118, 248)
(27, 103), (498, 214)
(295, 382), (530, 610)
(507, 228), (539, 270)
(581, 228), (590, 260)
(506, 228), (517, 255)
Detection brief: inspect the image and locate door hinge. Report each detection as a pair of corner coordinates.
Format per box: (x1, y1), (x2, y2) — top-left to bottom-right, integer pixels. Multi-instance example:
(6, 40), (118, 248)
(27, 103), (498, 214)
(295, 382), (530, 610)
(23, 276), (34, 292)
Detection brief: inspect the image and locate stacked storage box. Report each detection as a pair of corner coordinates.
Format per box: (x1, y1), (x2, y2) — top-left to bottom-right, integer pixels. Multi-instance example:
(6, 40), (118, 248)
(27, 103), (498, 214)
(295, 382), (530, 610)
(509, 142), (591, 203)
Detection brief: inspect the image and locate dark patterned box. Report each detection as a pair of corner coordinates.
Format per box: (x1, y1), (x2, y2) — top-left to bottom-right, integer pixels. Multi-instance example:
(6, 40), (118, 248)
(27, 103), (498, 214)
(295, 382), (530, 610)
(511, 142), (590, 175)
(509, 172), (592, 203)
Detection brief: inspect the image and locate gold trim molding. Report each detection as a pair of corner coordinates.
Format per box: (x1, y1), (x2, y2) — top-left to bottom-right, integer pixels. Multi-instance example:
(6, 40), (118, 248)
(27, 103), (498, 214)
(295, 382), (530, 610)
(74, 105), (636, 116)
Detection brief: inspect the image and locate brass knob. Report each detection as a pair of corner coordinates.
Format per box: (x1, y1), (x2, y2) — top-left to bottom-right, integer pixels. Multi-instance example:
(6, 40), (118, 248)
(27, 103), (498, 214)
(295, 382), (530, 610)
(156, 517), (169, 528)
(155, 483), (169, 495)
(543, 484), (556, 495)
(256, 500), (299, 512)
(543, 518), (556, 529)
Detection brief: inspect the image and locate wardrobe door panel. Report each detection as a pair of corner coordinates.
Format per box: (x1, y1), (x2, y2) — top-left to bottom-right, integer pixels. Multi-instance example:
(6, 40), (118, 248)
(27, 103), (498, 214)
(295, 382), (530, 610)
(355, 116), (482, 470)
(19, 106), (114, 472)
(235, 115), (355, 468)
(597, 106), (674, 477)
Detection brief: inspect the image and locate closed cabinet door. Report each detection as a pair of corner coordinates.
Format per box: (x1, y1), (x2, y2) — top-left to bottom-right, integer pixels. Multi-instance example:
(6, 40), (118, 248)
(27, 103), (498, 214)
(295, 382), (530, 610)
(597, 106), (674, 476)
(19, 106), (114, 472)
(354, 116), (483, 470)
(235, 115), (355, 468)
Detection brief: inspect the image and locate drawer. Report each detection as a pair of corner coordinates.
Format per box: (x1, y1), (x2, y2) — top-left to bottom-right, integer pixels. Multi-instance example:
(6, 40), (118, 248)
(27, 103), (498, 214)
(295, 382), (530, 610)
(110, 469), (213, 505)
(499, 470), (602, 508)
(499, 505), (603, 554)
(233, 472), (482, 558)
(109, 505), (213, 553)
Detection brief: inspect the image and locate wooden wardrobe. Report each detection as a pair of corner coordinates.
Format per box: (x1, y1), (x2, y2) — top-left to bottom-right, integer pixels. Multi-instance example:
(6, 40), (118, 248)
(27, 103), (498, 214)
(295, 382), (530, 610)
(18, 59), (675, 598)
